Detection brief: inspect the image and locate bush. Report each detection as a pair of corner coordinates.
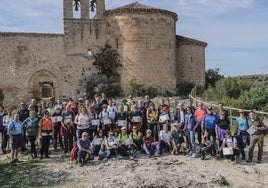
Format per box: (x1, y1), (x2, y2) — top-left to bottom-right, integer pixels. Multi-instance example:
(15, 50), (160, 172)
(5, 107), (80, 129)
(127, 78), (145, 97)
(176, 82), (195, 97)
(98, 84), (122, 98)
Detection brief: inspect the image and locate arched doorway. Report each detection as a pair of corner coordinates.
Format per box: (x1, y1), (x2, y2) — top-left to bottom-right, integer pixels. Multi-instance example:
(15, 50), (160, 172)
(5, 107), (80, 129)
(28, 69), (59, 100)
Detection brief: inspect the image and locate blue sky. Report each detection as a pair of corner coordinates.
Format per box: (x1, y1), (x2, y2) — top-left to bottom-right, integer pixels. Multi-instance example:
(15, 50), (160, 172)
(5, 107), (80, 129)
(0, 0), (267, 76)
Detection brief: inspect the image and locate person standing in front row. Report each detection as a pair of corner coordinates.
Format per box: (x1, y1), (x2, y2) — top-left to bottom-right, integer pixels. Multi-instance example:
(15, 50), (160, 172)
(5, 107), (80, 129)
(39, 111), (54, 159)
(7, 113), (23, 164)
(247, 111), (267, 163)
(235, 109), (249, 160)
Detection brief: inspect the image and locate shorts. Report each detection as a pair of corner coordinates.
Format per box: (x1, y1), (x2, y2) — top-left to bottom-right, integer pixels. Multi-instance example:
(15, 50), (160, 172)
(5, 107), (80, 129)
(12, 134), (23, 150)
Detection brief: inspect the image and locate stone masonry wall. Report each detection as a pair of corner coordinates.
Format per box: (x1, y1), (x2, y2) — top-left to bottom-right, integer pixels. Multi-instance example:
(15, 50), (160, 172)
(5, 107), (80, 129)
(105, 12), (177, 93)
(176, 44), (206, 87)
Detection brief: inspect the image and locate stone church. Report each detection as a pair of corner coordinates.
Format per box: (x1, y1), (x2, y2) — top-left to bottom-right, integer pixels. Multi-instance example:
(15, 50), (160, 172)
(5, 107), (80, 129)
(0, 0), (207, 104)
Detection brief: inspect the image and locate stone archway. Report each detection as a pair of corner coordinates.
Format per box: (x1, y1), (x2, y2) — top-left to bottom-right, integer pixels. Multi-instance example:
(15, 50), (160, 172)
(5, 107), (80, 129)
(28, 69), (59, 99)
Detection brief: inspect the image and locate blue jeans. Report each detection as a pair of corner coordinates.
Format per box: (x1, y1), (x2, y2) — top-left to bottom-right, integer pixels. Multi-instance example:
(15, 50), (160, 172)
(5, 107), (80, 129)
(142, 142), (160, 155)
(185, 130), (196, 153)
(77, 150), (94, 163)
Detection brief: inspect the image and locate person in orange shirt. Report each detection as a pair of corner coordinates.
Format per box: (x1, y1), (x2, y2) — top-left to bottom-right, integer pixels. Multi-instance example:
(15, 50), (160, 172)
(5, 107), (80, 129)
(39, 111), (54, 159)
(194, 102), (207, 145)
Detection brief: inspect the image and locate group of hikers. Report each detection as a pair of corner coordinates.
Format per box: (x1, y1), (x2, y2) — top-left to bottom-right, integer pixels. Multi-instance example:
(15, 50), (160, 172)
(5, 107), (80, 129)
(0, 93), (267, 166)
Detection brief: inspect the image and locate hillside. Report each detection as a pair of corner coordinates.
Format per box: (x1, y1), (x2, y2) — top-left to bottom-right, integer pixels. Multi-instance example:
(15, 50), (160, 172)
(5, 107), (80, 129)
(235, 74), (268, 86)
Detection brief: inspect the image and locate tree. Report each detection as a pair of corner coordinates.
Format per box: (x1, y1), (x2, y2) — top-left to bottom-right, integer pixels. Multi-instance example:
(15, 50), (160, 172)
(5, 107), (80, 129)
(239, 85), (268, 112)
(93, 45), (121, 78)
(205, 68), (224, 88)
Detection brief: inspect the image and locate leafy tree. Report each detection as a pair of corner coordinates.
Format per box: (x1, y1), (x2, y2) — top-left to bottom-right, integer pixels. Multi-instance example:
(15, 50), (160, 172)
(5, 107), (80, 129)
(93, 45), (121, 78)
(205, 68), (224, 88)
(127, 78), (145, 97)
(238, 79), (253, 92)
(215, 77), (240, 99)
(239, 85), (268, 112)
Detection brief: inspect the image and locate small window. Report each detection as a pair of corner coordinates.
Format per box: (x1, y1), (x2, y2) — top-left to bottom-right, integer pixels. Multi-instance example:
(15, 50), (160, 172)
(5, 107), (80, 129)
(190, 57), (193, 62)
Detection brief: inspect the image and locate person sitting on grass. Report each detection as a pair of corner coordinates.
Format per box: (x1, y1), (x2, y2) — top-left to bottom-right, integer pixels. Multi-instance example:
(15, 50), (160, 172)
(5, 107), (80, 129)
(77, 132), (94, 167)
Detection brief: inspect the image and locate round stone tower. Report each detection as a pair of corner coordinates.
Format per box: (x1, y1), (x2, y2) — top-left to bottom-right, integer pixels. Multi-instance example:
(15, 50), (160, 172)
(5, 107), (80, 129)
(105, 2), (178, 93)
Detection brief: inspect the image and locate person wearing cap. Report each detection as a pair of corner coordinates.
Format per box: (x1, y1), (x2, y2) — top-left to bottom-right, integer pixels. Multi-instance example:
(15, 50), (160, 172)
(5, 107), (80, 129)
(158, 105), (171, 131)
(76, 132), (94, 167)
(142, 129), (160, 157)
(39, 110), (54, 159)
(117, 126), (132, 158)
(234, 109), (249, 160)
(171, 123), (188, 155)
(201, 106), (218, 156)
(103, 131), (122, 159)
(247, 111), (267, 163)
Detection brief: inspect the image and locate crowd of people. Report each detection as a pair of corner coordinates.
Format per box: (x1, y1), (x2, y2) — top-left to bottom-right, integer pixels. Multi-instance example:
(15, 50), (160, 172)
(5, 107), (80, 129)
(0, 93), (267, 166)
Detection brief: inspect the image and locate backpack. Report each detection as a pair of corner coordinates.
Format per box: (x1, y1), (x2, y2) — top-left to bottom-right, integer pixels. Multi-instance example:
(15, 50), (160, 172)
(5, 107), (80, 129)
(70, 142), (78, 161)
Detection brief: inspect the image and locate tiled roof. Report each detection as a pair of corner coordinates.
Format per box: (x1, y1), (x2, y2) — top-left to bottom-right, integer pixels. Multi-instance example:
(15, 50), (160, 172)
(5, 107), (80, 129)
(176, 35), (207, 47)
(105, 1), (177, 20)
(115, 2), (157, 10)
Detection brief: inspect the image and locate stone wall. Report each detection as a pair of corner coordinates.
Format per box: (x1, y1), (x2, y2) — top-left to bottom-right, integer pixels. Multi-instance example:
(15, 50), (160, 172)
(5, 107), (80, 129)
(176, 43), (206, 87)
(105, 11), (177, 93)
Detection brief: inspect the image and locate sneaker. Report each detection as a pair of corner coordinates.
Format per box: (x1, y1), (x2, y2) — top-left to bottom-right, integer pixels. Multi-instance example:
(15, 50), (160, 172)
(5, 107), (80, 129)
(188, 151), (193, 156)
(10, 159), (16, 164)
(78, 162), (83, 167)
(117, 155), (123, 159)
(45, 155), (50, 159)
(154, 153), (160, 157)
(14, 158), (19, 163)
(129, 156), (134, 160)
(246, 159), (252, 163)
(191, 153), (197, 158)
(257, 160), (261, 164)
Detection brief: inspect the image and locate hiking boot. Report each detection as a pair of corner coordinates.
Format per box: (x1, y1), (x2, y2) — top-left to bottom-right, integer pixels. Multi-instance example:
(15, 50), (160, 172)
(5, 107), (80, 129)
(40, 155), (43, 160)
(10, 159), (16, 164)
(257, 160), (261, 164)
(45, 155), (50, 159)
(78, 162), (83, 167)
(246, 159), (252, 163)
(14, 158), (19, 163)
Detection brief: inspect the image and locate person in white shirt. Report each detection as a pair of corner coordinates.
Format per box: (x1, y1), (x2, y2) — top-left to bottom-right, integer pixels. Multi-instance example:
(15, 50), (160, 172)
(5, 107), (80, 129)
(159, 123), (172, 154)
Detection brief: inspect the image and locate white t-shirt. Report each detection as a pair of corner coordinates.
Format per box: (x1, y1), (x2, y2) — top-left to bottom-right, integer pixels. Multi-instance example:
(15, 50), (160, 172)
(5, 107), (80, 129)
(222, 137), (237, 148)
(159, 130), (172, 142)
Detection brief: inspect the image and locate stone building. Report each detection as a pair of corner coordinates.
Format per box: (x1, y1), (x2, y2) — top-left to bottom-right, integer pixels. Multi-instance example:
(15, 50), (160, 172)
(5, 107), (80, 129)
(0, 0), (207, 104)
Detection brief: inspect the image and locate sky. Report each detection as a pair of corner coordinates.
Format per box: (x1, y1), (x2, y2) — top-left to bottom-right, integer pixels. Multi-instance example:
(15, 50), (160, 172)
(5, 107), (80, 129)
(0, 0), (267, 76)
